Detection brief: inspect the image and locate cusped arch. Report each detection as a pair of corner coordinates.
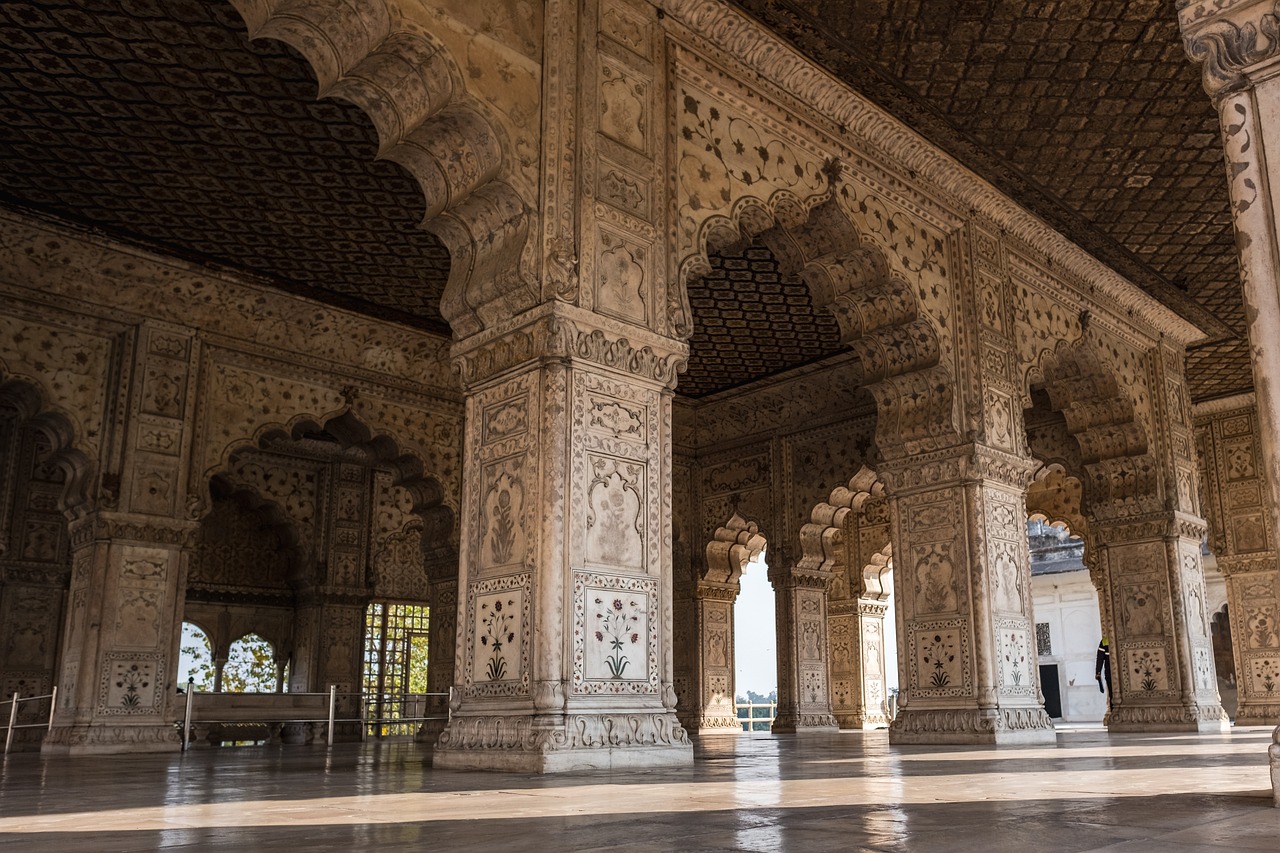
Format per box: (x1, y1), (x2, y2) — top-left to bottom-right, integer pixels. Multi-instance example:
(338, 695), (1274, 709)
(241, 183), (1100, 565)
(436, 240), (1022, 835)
(0, 373), (96, 517)
(798, 465), (886, 577)
(199, 402), (456, 542)
(1034, 334), (1157, 514)
(226, 0), (534, 339)
(197, 474), (306, 585)
(703, 513), (767, 588)
(683, 192), (956, 453)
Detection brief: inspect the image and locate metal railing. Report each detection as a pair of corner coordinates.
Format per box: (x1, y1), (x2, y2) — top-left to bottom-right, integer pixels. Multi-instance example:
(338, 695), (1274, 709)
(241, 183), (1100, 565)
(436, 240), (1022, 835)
(1, 688), (57, 754)
(179, 682), (451, 750)
(735, 700), (777, 732)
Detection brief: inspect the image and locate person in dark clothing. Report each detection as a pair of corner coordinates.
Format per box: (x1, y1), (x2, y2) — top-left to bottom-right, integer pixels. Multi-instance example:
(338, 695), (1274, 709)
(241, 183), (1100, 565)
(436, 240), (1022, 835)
(1095, 637), (1112, 710)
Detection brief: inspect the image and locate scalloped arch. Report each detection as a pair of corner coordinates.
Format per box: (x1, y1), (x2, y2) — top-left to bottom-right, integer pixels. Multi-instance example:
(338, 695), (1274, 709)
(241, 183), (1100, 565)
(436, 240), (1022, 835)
(797, 464), (886, 576)
(198, 405), (456, 550)
(1032, 334), (1158, 513)
(225, 0), (535, 339)
(703, 512), (767, 587)
(0, 371), (96, 516)
(682, 193), (956, 453)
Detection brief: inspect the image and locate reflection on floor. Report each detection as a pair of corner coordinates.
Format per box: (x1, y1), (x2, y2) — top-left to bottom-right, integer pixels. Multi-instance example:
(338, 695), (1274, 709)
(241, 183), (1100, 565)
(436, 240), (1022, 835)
(0, 728), (1276, 851)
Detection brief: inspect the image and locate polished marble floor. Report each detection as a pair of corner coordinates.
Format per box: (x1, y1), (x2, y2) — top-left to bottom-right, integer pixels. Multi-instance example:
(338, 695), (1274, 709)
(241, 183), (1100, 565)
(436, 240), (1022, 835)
(0, 727), (1277, 851)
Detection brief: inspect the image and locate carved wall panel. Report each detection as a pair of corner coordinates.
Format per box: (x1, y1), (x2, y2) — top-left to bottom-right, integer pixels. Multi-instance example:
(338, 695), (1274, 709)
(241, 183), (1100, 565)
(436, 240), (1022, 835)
(573, 370), (663, 575)
(462, 573), (531, 698)
(1194, 398), (1280, 723)
(573, 572), (659, 694)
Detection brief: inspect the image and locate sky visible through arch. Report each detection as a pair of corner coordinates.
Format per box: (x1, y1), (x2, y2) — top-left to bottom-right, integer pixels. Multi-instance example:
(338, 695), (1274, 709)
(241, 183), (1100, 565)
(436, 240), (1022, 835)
(735, 555), (899, 700)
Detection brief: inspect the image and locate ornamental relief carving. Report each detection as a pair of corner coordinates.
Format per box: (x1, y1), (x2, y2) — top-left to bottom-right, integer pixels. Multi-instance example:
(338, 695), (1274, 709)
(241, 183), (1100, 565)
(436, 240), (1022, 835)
(0, 311), (113, 461)
(479, 456), (528, 572)
(585, 455), (646, 570)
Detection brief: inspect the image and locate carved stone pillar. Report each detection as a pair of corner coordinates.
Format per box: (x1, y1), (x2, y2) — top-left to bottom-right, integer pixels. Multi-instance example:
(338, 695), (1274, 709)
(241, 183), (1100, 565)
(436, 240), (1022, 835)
(882, 447), (1054, 745)
(768, 563), (838, 733)
(432, 306), (691, 772)
(691, 580), (741, 733)
(1088, 514), (1229, 732)
(1180, 0), (1280, 783)
(1194, 396), (1280, 724)
(44, 513), (195, 754)
(45, 324), (199, 754)
(689, 514), (762, 734)
(830, 599), (892, 729)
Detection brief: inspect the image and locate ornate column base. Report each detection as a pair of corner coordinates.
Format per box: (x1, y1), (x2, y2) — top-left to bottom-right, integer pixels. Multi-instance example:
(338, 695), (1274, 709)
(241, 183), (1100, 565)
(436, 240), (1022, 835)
(432, 710), (693, 772)
(1107, 702), (1229, 733)
(694, 715), (743, 735)
(771, 711), (838, 734)
(834, 711), (891, 730)
(1233, 699), (1280, 728)
(890, 706), (1056, 745)
(42, 722), (180, 755)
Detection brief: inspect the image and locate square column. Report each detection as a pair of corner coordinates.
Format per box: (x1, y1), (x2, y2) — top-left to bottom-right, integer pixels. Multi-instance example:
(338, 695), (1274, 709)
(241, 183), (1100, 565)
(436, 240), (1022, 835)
(830, 599), (892, 729)
(882, 447), (1055, 744)
(690, 581), (742, 733)
(768, 564), (838, 733)
(432, 305), (691, 772)
(1089, 514), (1229, 732)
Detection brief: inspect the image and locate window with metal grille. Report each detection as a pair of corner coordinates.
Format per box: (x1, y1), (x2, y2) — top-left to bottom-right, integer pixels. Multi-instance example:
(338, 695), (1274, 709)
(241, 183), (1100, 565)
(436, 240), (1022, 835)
(362, 602), (430, 737)
(1036, 622), (1052, 657)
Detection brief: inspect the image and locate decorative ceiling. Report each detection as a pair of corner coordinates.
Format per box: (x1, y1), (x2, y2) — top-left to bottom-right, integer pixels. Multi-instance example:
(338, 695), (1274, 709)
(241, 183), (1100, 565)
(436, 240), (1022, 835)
(0, 0), (451, 333)
(728, 0), (1249, 401)
(0, 1), (1253, 402)
(682, 243), (846, 397)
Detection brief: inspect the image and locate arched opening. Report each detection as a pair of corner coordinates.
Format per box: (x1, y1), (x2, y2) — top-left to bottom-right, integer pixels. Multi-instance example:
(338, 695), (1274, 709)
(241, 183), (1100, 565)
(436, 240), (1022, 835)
(178, 622), (216, 691)
(0, 375), (93, 751)
(223, 633), (281, 694)
(1209, 601), (1237, 721)
(1024, 515), (1106, 722)
(184, 409), (455, 745)
(734, 548), (776, 731)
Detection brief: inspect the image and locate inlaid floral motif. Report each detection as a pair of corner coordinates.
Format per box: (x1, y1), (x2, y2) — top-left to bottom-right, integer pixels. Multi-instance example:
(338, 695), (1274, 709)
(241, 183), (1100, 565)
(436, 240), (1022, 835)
(594, 596), (643, 679)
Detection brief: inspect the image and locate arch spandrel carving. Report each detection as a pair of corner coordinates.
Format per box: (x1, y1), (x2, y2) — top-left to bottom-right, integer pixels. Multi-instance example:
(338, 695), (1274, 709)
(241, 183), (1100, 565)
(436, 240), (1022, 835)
(226, 0), (540, 341)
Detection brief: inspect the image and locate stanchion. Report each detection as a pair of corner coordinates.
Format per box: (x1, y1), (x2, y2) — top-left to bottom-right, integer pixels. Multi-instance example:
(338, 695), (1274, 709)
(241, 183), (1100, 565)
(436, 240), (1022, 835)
(182, 678), (194, 751)
(4, 691), (19, 755)
(47, 686), (57, 733)
(327, 685), (336, 747)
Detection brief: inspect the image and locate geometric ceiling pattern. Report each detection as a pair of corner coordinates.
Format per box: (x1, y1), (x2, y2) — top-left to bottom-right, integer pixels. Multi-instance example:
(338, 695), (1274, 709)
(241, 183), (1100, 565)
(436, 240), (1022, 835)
(682, 242), (847, 397)
(729, 0), (1251, 401)
(0, 1), (1255, 401)
(0, 0), (450, 333)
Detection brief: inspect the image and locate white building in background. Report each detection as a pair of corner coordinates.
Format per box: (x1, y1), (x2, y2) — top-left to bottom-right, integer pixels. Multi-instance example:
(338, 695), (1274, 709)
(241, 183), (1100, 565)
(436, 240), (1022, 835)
(1027, 520), (1232, 723)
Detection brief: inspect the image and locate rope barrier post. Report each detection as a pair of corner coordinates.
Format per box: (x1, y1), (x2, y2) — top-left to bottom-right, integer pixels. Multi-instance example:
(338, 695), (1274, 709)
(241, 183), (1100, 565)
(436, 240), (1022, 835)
(4, 692), (19, 755)
(182, 678), (195, 752)
(47, 686), (57, 734)
(327, 685), (336, 747)
(359, 695), (368, 743)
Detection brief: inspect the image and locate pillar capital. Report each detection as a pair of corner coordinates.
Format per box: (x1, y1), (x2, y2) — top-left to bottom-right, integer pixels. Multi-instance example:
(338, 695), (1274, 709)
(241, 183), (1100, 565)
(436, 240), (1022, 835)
(1180, 0), (1280, 99)
(876, 443), (1038, 496)
(450, 301), (688, 392)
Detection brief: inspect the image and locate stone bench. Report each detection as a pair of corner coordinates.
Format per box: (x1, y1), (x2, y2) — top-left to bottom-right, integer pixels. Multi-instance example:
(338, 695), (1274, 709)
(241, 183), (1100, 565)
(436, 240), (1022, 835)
(173, 692), (332, 747)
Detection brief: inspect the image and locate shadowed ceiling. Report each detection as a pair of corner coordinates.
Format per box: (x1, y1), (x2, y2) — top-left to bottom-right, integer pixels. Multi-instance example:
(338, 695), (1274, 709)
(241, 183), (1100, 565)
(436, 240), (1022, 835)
(0, 0), (451, 333)
(0, 0), (1251, 401)
(727, 0), (1248, 401)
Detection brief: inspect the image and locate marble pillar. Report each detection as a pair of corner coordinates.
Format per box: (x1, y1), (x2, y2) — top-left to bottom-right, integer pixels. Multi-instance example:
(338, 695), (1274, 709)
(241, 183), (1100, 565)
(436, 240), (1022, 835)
(432, 306), (692, 772)
(769, 562), (838, 733)
(883, 446), (1055, 745)
(1180, 0), (1280, 796)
